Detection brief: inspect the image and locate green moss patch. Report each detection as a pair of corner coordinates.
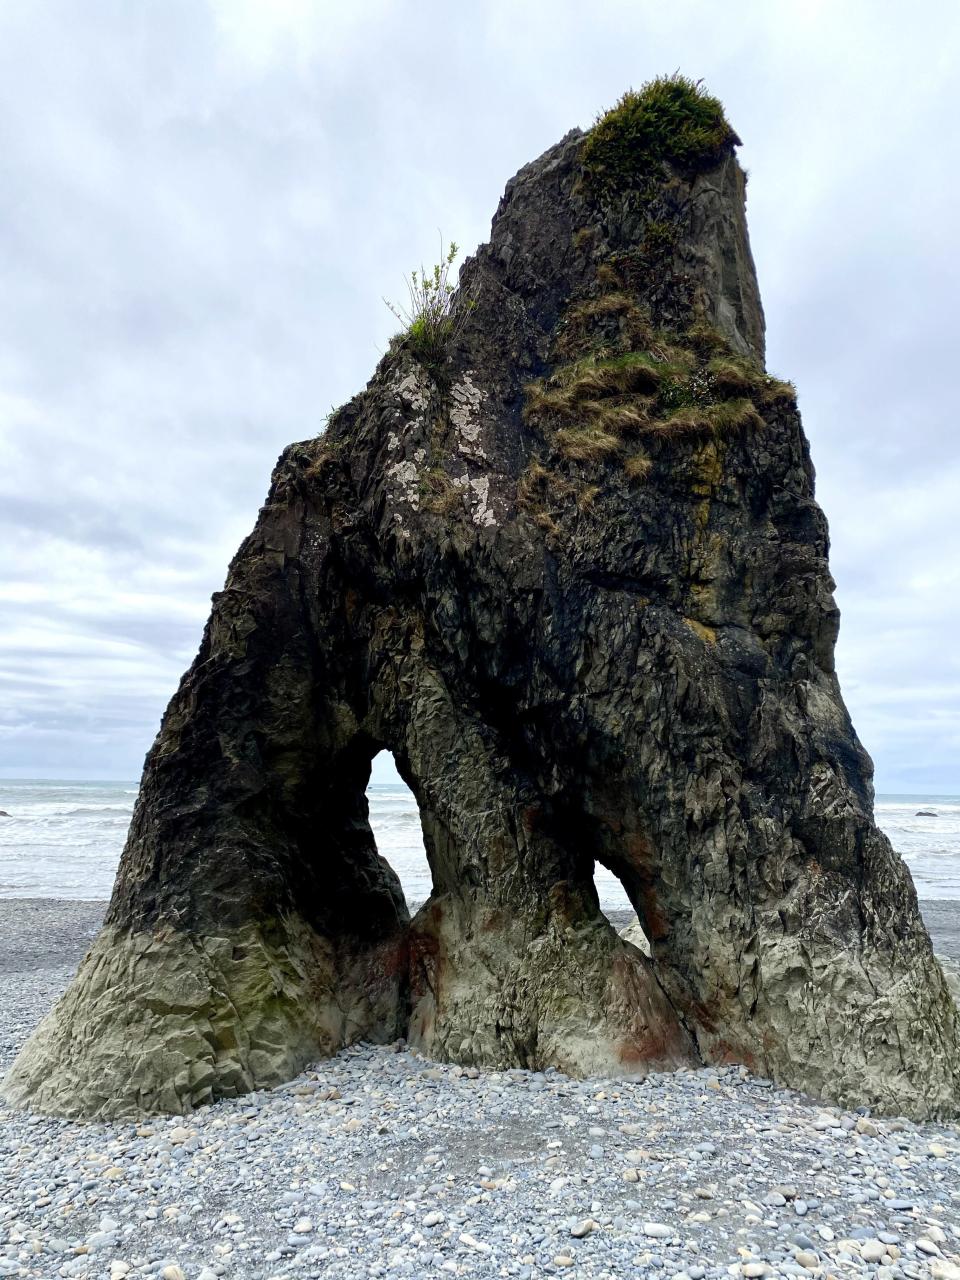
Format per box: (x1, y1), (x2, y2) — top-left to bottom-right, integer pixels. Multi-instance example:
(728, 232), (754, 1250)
(518, 242), (798, 535)
(581, 75), (739, 198)
(521, 260), (797, 511)
(526, 327), (761, 453)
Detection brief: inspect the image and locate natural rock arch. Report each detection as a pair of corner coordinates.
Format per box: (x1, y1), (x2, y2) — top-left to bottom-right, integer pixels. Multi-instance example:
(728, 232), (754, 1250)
(5, 81), (958, 1120)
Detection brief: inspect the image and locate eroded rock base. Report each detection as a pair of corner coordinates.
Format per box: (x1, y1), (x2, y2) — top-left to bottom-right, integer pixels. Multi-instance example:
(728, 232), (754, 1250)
(692, 933), (960, 1122)
(2, 917), (406, 1119)
(4, 901), (958, 1120)
(406, 895), (697, 1076)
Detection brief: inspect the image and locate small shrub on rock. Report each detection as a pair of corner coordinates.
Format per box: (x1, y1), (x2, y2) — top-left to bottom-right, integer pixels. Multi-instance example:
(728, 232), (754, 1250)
(385, 238), (473, 370)
(582, 74), (739, 196)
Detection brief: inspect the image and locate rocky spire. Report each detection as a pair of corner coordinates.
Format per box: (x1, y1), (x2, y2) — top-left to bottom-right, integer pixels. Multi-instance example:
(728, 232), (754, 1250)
(5, 78), (958, 1120)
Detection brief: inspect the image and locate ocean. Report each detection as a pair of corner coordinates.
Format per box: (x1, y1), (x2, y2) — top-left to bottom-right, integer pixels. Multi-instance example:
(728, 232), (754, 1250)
(0, 780), (958, 909)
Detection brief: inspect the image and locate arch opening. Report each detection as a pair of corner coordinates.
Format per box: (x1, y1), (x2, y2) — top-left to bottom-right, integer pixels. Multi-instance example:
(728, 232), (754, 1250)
(594, 860), (651, 956)
(366, 749), (434, 914)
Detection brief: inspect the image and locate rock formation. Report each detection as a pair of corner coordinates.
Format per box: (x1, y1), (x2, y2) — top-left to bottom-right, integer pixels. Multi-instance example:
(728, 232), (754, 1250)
(5, 78), (958, 1120)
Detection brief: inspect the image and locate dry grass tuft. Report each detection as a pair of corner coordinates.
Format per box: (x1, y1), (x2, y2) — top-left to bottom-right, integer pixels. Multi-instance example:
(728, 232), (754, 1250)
(569, 291), (639, 321)
(556, 427), (620, 462)
(517, 459), (573, 537)
(652, 407), (713, 436)
(685, 319), (732, 354)
(517, 460), (552, 505)
(420, 468), (461, 515)
(523, 381), (581, 422)
(654, 398), (762, 438)
(594, 402), (652, 434)
(709, 398), (764, 432)
(305, 439), (342, 480)
(554, 294), (653, 361)
(533, 510), (561, 536)
(557, 365), (612, 398)
(577, 484), (601, 512)
(551, 351), (667, 398)
(707, 356), (758, 397)
(759, 377), (797, 406)
(522, 283), (771, 492)
(624, 453), (653, 480)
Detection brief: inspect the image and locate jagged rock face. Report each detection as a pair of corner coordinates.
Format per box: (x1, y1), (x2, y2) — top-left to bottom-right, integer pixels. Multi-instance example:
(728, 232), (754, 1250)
(5, 118), (958, 1121)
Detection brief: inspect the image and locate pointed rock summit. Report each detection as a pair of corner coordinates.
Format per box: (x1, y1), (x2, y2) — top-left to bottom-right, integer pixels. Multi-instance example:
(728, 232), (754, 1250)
(7, 78), (958, 1119)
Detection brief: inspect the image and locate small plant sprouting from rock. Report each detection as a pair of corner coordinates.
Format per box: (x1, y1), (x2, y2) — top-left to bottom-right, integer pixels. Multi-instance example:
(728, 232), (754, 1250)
(384, 238), (473, 369)
(581, 74), (739, 197)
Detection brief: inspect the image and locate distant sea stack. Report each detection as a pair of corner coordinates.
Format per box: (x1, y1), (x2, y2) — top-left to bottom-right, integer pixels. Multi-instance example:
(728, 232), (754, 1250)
(5, 77), (958, 1120)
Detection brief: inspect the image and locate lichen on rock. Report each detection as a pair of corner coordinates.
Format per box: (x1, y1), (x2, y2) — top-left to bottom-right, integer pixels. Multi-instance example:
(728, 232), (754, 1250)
(4, 79), (958, 1121)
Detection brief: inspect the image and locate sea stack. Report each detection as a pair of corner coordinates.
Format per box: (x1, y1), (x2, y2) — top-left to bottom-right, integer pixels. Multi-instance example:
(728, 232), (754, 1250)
(5, 78), (958, 1120)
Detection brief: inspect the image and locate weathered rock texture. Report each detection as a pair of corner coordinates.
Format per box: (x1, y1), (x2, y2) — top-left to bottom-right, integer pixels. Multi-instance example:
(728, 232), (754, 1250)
(5, 100), (959, 1121)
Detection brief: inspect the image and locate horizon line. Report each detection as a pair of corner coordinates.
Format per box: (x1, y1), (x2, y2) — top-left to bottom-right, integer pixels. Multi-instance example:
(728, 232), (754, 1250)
(0, 774), (957, 800)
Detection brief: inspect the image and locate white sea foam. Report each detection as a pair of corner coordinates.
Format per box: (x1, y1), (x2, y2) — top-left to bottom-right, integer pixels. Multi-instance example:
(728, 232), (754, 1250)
(0, 779), (957, 906)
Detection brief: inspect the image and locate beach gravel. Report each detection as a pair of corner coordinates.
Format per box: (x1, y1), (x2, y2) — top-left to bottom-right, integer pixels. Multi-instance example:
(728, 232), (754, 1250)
(1, 900), (958, 1279)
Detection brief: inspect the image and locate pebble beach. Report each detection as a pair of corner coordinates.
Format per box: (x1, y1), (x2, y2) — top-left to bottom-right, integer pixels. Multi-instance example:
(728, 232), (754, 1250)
(1, 900), (958, 1280)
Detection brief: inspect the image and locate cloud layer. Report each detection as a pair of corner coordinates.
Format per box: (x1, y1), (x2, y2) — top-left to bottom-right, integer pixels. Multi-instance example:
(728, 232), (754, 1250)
(1, 0), (957, 791)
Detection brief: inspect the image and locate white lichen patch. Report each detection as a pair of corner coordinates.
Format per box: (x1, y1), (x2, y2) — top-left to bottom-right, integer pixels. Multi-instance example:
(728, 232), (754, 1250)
(448, 464), (497, 527)
(385, 458), (421, 510)
(450, 373), (486, 459)
(384, 432), (428, 510)
(469, 475), (497, 527)
(394, 370), (430, 412)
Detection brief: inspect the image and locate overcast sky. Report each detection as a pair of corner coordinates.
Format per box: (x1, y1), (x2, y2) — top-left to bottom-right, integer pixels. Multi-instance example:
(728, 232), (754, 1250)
(1, 1), (957, 793)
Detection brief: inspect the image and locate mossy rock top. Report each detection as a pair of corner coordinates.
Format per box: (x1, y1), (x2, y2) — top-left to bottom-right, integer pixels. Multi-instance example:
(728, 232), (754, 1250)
(582, 75), (740, 197)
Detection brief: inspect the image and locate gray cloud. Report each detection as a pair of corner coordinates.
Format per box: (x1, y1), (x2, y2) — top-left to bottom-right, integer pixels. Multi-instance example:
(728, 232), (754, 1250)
(1, 0), (958, 791)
